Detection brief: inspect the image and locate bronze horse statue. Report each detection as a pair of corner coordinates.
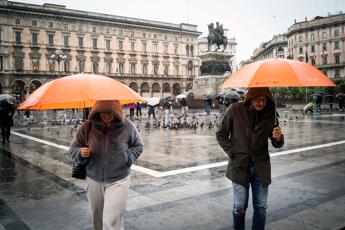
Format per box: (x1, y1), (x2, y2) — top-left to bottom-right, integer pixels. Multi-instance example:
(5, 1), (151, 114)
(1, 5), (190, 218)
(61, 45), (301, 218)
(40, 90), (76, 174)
(207, 23), (227, 52)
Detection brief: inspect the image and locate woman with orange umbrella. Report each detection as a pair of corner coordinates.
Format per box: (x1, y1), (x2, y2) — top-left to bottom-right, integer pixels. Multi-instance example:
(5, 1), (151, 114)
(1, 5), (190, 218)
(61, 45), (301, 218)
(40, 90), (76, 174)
(69, 100), (143, 230)
(19, 74), (144, 230)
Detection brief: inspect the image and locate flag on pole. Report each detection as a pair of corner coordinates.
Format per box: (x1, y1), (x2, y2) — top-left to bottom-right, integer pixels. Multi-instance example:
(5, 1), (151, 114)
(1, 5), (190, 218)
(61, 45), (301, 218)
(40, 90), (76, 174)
(305, 51), (309, 63)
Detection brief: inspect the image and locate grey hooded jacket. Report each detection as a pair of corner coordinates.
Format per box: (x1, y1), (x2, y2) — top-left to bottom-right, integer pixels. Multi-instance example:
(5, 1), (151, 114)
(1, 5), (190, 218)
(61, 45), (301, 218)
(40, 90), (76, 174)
(69, 100), (144, 183)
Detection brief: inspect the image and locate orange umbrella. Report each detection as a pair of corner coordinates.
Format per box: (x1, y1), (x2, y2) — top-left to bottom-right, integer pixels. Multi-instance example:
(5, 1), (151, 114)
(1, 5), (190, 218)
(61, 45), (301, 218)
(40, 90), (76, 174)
(18, 74), (144, 110)
(221, 58), (336, 88)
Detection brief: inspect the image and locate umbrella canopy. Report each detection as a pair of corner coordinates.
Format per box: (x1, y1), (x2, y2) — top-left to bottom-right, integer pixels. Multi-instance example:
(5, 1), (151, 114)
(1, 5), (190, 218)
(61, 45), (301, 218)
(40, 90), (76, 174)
(18, 74), (144, 110)
(147, 97), (160, 106)
(225, 91), (240, 100)
(176, 94), (186, 99)
(221, 58), (336, 88)
(160, 95), (175, 102)
(336, 92), (345, 98)
(0, 94), (13, 101)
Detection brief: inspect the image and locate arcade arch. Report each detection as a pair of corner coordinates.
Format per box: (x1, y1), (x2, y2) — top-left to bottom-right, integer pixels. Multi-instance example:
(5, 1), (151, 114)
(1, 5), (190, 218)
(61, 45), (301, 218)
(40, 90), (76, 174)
(11, 80), (26, 101)
(129, 82), (139, 92)
(151, 82), (161, 98)
(140, 82), (150, 98)
(162, 83), (171, 96)
(29, 80), (42, 93)
(172, 83), (181, 96)
(186, 83), (193, 92)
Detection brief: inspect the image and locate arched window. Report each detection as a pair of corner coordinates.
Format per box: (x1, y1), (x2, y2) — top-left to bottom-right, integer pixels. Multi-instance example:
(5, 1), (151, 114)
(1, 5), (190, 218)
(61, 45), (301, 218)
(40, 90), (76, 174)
(79, 61), (84, 73)
(174, 66), (179, 76)
(142, 64), (147, 75)
(130, 63), (136, 74)
(164, 65), (169, 76)
(118, 63), (124, 74)
(105, 62), (111, 74)
(153, 64), (158, 75)
(186, 45), (190, 56)
(64, 61), (70, 73)
(31, 58), (39, 72)
(92, 62), (98, 74)
(188, 61), (193, 76)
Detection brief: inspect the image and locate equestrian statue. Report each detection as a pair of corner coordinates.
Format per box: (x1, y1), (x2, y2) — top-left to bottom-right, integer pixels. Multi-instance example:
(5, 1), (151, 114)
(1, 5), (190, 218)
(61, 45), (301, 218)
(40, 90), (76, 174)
(207, 22), (227, 52)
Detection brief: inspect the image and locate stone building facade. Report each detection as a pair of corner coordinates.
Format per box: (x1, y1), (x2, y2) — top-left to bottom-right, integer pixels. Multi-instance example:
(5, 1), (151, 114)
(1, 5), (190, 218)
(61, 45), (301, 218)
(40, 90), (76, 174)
(251, 34), (288, 61)
(286, 13), (345, 79)
(0, 0), (202, 101)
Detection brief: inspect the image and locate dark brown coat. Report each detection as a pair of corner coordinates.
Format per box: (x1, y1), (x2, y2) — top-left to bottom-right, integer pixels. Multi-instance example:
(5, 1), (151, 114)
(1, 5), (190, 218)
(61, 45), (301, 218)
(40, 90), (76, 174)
(216, 88), (284, 187)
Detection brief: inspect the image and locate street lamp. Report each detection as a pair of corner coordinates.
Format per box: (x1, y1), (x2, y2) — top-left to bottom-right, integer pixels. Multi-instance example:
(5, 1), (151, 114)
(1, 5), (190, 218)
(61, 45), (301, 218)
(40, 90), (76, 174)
(50, 50), (67, 78)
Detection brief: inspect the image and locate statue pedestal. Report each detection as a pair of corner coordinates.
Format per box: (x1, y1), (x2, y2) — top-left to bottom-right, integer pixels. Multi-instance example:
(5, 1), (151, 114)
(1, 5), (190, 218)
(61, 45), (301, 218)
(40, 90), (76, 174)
(192, 52), (233, 99)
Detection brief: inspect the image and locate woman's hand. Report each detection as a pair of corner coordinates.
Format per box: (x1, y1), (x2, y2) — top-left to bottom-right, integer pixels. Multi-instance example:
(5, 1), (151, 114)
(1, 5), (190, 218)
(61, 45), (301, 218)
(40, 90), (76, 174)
(80, 147), (91, 158)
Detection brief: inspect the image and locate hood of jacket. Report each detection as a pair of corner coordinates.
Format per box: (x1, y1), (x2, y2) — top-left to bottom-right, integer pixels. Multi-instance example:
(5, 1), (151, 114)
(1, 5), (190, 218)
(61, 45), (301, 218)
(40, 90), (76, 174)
(88, 100), (124, 126)
(244, 87), (276, 125)
(244, 87), (274, 106)
(244, 87), (275, 111)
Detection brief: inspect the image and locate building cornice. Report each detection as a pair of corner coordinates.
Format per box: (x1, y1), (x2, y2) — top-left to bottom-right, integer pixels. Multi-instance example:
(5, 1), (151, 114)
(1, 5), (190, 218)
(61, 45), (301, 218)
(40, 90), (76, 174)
(0, 0), (202, 36)
(286, 13), (345, 36)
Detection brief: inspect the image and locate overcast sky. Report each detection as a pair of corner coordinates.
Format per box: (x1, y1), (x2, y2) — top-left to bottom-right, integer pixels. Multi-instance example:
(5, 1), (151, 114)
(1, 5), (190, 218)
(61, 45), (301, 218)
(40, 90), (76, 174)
(17, 0), (345, 64)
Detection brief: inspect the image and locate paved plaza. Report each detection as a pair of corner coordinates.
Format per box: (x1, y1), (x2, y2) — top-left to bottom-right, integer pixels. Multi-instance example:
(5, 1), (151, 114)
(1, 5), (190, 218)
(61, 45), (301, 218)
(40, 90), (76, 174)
(0, 107), (345, 230)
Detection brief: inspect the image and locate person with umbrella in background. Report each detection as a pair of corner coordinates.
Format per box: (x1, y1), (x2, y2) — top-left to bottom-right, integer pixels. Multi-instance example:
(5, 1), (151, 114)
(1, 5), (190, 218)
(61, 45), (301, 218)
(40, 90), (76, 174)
(216, 87), (284, 230)
(325, 94), (335, 111)
(69, 100), (143, 230)
(312, 93), (323, 113)
(337, 92), (345, 112)
(163, 100), (172, 127)
(203, 95), (212, 115)
(180, 97), (188, 115)
(0, 100), (15, 144)
(147, 97), (159, 120)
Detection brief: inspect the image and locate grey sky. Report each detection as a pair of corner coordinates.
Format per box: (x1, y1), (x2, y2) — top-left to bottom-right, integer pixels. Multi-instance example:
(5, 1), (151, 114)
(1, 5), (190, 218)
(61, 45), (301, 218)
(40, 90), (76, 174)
(17, 0), (345, 64)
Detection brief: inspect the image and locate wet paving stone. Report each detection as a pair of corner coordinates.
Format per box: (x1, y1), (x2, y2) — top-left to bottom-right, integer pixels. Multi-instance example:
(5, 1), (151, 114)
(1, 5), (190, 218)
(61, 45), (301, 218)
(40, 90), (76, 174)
(0, 109), (344, 229)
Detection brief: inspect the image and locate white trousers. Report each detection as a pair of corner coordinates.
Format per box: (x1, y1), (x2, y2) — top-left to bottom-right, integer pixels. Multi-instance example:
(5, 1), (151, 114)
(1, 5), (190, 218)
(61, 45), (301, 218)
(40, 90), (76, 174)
(86, 176), (130, 230)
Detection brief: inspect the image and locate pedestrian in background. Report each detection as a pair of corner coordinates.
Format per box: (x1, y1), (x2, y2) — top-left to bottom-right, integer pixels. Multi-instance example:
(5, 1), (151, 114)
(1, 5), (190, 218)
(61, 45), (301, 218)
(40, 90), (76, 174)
(136, 102), (142, 117)
(148, 105), (156, 120)
(337, 93), (344, 112)
(216, 87), (284, 230)
(326, 95), (334, 111)
(204, 96), (212, 115)
(83, 108), (90, 121)
(69, 100), (143, 230)
(128, 103), (136, 120)
(0, 100), (15, 144)
(180, 97), (188, 115)
(315, 94), (323, 113)
(163, 100), (171, 127)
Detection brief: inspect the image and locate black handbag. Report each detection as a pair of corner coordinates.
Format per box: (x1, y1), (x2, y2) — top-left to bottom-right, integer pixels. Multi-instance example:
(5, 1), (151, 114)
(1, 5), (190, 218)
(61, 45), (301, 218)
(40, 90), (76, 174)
(72, 161), (87, 179)
(72, 120), (91, 180)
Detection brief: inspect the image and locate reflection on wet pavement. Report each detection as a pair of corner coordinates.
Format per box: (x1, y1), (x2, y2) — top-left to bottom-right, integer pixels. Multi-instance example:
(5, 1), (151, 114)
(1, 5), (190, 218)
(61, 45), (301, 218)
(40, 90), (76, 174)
(0, 109), (344, 229)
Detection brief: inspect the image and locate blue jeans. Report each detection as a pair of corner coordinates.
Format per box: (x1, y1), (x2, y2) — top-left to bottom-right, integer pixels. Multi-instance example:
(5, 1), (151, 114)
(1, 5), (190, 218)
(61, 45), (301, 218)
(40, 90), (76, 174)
(232, 165), (268, 230)
(316, 103), (321, 113)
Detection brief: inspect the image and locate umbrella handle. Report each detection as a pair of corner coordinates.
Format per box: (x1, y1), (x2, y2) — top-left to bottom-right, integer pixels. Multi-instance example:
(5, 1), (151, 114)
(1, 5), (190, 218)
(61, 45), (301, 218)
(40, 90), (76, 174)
(84, 120), (92, 146)
(274, 97), (278, 127)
